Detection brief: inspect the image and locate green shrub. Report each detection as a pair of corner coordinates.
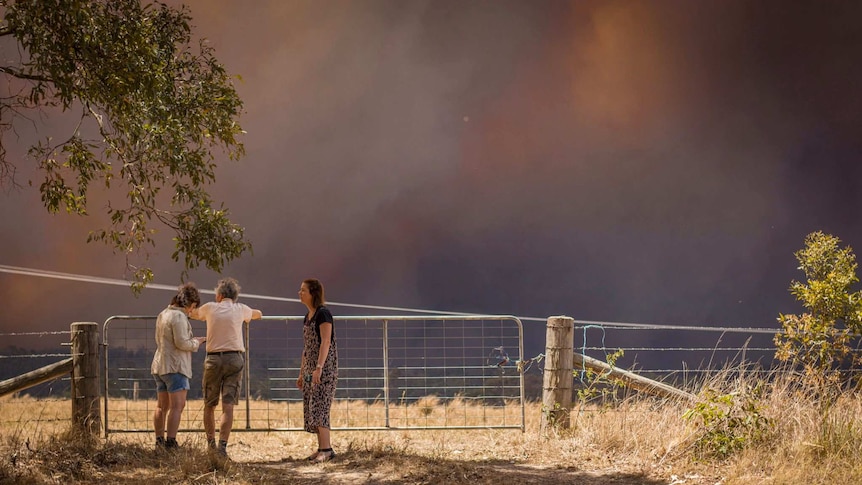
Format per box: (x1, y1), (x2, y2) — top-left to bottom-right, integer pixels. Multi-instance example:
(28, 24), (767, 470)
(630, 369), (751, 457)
(683, 384), (773, 459)
(575, 349), (626, 407)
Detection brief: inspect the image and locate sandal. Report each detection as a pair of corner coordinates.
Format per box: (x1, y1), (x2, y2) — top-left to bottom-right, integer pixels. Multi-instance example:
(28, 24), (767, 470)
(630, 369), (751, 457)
(305, 449), (321, 461)
(313, 448), (336, 462)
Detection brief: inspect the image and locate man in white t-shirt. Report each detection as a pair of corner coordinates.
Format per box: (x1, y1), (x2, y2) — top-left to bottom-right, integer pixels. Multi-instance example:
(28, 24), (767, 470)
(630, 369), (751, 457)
(191, 277), (262, 458)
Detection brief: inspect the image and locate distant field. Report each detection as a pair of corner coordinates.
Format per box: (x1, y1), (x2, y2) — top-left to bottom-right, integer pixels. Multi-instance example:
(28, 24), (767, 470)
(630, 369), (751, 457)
(3, 394), (527, 437)
(96, 395), (525, 433)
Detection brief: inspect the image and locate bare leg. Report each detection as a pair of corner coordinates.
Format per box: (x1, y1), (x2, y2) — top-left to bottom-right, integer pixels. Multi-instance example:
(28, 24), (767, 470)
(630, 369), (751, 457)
(317, 426), (331, 450)
(165, 389), (188, 439)
(154, 391), (169, 439)
(219, 402), (234, 443)
(312, 426), (334, 461)
(204, 404), (216, 443)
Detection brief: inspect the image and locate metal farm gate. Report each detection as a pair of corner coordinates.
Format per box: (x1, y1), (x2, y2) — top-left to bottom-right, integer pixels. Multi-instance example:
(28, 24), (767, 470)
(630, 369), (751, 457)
(102, 315), (525, 437)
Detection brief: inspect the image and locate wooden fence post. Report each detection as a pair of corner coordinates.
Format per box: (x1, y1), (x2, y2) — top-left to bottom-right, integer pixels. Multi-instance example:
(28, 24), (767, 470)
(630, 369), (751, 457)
(541, 315), (574, 434)
(71, 322), (101, 436)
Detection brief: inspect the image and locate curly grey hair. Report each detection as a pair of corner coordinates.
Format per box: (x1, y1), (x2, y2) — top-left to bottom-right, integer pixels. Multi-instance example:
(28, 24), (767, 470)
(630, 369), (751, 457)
(215, 277), (241, 301)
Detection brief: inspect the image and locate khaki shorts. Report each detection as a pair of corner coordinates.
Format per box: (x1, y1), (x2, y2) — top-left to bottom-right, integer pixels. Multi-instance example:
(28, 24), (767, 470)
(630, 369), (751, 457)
(202, 352), (244, 407)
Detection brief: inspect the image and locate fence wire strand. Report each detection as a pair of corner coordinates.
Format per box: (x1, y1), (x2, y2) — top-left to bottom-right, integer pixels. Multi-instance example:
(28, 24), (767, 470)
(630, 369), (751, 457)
(0, 331), (70, 337)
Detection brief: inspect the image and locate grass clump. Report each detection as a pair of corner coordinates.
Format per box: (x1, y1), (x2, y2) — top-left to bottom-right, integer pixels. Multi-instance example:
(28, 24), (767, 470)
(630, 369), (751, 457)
(682, 383), (773, 460)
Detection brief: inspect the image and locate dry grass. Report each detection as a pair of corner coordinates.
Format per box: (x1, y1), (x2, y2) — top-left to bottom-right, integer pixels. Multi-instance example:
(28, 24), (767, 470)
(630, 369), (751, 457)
(95, 394), (525, 432)
(2, 377), (862, 484)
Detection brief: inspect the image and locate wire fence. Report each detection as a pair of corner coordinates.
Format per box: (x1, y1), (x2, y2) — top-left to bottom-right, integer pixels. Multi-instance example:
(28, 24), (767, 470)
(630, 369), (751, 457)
(572, 321), (780, 395)
(102, 315), (528, 435)
(0, 330), (73, 427)
(0, 317), (795, 432)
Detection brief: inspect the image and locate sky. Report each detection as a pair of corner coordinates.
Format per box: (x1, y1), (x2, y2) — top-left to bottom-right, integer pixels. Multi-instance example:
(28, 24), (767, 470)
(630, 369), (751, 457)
(2, 0), (862, 349)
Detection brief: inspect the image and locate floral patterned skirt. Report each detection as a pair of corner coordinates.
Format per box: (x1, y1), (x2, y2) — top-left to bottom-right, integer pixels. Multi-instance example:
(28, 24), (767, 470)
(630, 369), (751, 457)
(303, 373), (337, 432)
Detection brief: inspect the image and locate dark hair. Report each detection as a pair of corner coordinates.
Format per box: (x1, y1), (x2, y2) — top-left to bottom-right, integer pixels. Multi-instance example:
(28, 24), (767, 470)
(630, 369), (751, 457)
(216, 277), (240, 301)
(303, 278), (325, 308)
(175, 283), (200, 309)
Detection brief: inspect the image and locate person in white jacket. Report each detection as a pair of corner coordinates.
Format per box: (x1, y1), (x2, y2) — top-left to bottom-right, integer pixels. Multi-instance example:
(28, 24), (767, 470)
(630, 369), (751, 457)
(151, 283), (206, 449)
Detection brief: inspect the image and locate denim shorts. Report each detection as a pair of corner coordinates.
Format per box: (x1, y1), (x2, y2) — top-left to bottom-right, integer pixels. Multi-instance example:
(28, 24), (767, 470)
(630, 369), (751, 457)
(153, 373), (190, 393)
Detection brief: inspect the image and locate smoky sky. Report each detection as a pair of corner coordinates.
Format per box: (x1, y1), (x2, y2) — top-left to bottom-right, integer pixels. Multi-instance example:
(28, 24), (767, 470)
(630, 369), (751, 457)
(2, 0), (862, 346)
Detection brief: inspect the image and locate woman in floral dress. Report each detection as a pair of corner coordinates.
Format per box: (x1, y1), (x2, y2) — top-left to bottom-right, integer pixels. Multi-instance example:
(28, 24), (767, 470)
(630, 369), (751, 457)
(295, 278), (338, 462)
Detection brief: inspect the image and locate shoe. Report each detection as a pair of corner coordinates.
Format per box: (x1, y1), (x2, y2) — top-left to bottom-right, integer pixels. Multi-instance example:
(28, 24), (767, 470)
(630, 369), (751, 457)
(155, 436), (166, 451)
(208, 445), (231, 470)
(209, 445), (229, 461)
(217, 440), (229, 459)
(313, 448), (335, 463)
(165, 438), (179, 450)
(305, 449), (320, 461)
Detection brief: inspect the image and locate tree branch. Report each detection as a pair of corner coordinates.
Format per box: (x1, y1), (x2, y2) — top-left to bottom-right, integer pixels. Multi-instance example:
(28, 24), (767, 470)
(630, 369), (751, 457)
(0, 65), (50, 82)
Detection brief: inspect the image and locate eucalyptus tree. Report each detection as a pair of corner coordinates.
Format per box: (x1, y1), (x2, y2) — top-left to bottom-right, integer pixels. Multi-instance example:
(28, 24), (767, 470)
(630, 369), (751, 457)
(0, 0), (251, 289)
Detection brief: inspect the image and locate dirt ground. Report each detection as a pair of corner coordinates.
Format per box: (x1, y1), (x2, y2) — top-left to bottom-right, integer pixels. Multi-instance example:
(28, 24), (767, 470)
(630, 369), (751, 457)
(82, 430), (720, 485)
(249, 458), (668, 485)
(0, 428), (729, 484)
(91, 445), (678, 485)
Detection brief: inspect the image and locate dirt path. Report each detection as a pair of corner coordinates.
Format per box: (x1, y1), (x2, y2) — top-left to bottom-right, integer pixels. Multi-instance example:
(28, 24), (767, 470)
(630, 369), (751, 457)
(247, 455), (672, 485)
